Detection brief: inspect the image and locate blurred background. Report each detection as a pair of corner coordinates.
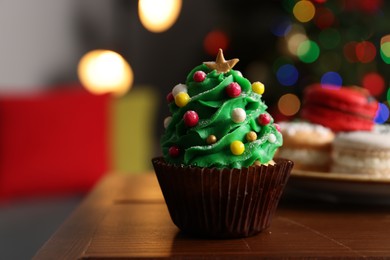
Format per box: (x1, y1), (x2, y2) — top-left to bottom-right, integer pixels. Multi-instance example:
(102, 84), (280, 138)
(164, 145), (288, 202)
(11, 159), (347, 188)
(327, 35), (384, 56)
(1, 0), (390, 258)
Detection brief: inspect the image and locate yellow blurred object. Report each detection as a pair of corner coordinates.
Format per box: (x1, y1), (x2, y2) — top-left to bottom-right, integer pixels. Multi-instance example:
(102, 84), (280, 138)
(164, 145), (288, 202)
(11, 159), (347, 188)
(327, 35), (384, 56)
(278, 93), (301, 116)
(138, 0), (182, 33)
(111, 87), (159, 173)
(78, 50), (134, 96)
(293, 0), (316, 23)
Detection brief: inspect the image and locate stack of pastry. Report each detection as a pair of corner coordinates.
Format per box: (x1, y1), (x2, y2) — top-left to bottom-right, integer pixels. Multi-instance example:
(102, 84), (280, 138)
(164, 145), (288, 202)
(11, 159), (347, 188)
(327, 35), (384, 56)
(278, 84), (390, 177)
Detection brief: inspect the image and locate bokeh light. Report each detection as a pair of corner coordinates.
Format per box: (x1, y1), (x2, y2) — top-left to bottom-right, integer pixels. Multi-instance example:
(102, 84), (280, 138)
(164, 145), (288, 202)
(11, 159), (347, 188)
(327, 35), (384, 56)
(374, 103), (390, 124)
(276, 64), (299, 86)
(271, 17), (292, 37)
(278, 93), (301, 116)
(78, 50), (134, 96)
(318, 28), (340, 49)
(355, 41), (376, 63)
(358, 0), (383, 14)
(362, 72), (385, 97)
(387, 87), (390, 102)
(344, 41), (359, 63)
(272, 57), (293, 74)
(380, 34), (390, 45)
(321, 71), (342, 88)
(297, 40), (320, 63)
(314, 7), (335, 29)
(286, 32), (308, 55)
(380, 41), (390, 64)
(203, 30), (229, 56)
(293, 0), (316, 23)
(138, 0), (182, 33)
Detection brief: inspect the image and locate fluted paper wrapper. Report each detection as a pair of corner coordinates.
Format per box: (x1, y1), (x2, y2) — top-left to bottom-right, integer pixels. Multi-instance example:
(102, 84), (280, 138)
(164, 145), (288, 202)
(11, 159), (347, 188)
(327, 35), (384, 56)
(152, 157), (294, 238)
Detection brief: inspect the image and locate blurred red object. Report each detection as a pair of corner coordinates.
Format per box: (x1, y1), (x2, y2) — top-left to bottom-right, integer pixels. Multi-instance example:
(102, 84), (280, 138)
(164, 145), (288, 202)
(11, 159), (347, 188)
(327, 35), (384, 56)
(0, 87), (110, 203)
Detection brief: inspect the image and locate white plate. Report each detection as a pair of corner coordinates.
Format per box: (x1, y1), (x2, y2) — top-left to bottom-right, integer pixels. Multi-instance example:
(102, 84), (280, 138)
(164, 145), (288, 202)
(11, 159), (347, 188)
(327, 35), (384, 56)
(285, 169), (390, 204)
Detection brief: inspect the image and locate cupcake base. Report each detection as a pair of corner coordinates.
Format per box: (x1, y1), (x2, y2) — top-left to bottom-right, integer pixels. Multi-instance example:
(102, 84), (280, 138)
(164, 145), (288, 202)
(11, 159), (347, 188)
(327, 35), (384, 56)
(152, 157), (293, 238)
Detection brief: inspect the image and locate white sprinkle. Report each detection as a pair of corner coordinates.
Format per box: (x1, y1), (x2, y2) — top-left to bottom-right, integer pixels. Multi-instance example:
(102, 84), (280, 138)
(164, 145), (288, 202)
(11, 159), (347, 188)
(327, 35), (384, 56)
(268, 133), (277, 143)
(164, 116), (172, 129)
(231, 108), (246, 123)
(172, 83), (188, 97)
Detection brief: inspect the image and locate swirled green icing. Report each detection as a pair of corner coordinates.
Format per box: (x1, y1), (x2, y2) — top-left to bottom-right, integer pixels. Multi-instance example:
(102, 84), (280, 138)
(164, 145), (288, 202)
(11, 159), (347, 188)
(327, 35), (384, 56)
(161, 64), (282, 169)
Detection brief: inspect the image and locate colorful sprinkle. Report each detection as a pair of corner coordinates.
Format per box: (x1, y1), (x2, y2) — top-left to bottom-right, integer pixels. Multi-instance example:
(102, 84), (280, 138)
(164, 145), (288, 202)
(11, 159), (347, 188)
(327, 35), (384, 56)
(183, 110), (199, 127)
(172, 83), (188, 97)
(274, 123), (281, 132)
(175, 92), (190, 107)
(268, 134), (277, 143)
(246, 131), (257, 142)
(226, 82), (241, 98)
(164, 116), (172, 129)
(231, 108), (246, 123)
(230, 141), (245, 155)
(166, 92), (174, 103)
(193, 71), (207, 82)
(251, 81), (265, 95)
(258, 113), (271, 125)
(206, 134), (217, 144)
(168, 146), (180, 157)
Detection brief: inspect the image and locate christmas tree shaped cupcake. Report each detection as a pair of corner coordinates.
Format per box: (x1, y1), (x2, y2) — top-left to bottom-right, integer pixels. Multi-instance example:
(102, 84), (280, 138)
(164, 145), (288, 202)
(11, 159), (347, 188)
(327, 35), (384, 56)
(153, 49), (293, 238)
(161, 49), (282, 168)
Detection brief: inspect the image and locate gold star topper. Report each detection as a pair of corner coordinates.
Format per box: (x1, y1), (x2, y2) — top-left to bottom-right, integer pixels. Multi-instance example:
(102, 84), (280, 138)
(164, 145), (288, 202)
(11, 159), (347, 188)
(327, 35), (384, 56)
(203, 49), (239, 73)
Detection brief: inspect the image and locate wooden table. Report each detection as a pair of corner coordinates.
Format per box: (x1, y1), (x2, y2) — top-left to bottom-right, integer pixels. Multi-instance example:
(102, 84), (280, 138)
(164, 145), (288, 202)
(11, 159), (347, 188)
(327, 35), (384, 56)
(34, 172), (390, 259)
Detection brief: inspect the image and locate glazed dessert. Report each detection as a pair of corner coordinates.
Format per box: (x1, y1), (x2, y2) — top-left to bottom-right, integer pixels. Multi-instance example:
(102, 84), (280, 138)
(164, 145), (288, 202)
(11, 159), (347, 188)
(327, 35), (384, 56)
(152, 49), (293, 238)
(277, 121), (334, 172)
(301, 84), (378, 132)
(373, 123), (390, 134)
(331, 130), (390, 177)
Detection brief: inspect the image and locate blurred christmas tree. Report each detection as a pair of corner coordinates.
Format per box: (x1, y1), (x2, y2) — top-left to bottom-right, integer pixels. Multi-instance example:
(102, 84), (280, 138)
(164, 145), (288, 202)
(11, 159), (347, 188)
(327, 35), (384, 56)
(270, 0), (390, 123)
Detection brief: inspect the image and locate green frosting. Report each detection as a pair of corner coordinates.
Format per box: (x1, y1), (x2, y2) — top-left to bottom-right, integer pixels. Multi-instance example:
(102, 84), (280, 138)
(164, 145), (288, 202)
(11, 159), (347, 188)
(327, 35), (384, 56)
(161, 64), (282, 169)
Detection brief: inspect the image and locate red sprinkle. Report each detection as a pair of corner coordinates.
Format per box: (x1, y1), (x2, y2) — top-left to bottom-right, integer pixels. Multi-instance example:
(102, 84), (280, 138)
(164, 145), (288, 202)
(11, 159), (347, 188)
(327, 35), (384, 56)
(274, 123), (281, 132)
(193, 71), (207, 82)
(166, 92), (174, 103)
(258, 113), (271, 125)
(226, 82), (241, 98)
(169, 146), (180, 157)
(183, 110), (199, 127)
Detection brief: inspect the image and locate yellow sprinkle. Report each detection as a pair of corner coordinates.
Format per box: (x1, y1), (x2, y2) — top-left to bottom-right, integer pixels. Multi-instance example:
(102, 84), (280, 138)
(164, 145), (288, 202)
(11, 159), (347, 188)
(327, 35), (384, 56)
(175, 92), (190, 107)
(251, 81), (265, 95)
(230, 140), (245, 155)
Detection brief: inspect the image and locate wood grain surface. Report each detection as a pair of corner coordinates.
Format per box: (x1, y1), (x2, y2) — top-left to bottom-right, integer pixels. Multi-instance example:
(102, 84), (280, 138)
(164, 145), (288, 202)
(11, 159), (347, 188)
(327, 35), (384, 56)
(33, 173), (390, 259)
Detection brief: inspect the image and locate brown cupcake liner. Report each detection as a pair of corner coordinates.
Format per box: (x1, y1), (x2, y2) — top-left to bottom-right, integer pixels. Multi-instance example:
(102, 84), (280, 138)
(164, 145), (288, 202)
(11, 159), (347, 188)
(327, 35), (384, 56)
(152, 157), (294, 238)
